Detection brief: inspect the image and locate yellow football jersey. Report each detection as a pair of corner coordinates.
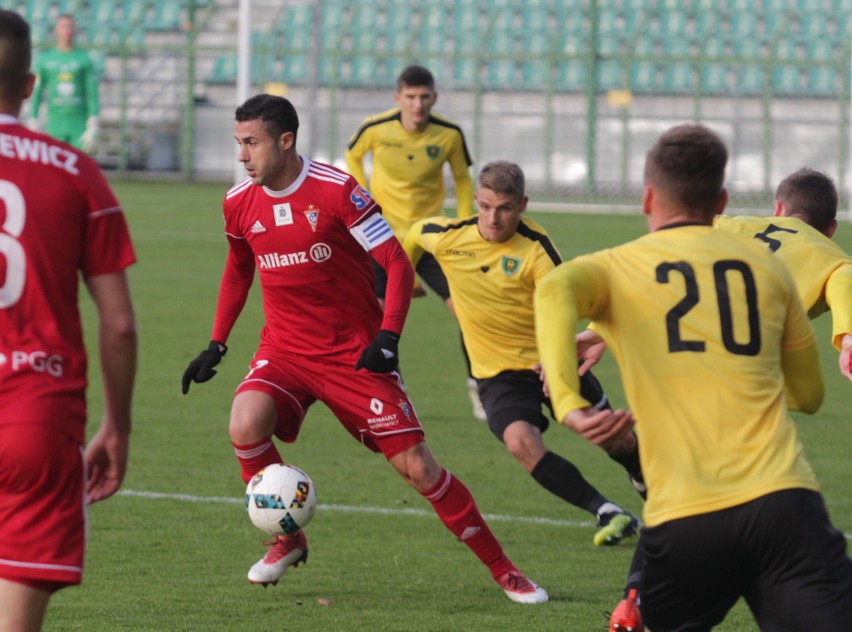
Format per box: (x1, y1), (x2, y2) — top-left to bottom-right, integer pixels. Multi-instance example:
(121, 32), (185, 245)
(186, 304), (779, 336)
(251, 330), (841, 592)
(715, 214), (852, 350)
(404, 215), (560, 379)
(346, 109), (474, 242)
(535, 224), (823, 527)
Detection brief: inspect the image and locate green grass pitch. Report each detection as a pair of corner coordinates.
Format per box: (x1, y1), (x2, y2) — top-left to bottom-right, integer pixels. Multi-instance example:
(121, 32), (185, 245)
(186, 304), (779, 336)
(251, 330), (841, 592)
(46, 179), (851, 631)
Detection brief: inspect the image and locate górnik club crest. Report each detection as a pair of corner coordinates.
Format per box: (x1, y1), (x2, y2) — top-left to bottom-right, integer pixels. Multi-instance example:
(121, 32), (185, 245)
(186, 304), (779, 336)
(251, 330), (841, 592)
(502, 256), (521, 276)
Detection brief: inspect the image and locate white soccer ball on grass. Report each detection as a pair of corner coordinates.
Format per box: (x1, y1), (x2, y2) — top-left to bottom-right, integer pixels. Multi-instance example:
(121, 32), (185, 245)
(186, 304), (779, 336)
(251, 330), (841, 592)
(245, 463), (317, 535)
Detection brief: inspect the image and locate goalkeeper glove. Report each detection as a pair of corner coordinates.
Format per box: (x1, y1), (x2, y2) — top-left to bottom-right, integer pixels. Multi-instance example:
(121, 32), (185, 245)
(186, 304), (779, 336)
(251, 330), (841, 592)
(355, 329), (400, 373)
(79, 116), (99, 154)
(182, 341), (227, 394)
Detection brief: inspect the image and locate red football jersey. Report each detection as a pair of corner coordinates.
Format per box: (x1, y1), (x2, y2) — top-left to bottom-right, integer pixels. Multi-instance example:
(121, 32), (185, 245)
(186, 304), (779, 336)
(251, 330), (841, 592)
(0, 118), (136, 442)
(215, 158), (396, 365)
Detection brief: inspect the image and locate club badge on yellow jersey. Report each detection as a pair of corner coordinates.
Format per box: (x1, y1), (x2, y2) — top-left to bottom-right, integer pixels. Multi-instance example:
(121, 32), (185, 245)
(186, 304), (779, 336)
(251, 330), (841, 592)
(502, 256), (521, 276)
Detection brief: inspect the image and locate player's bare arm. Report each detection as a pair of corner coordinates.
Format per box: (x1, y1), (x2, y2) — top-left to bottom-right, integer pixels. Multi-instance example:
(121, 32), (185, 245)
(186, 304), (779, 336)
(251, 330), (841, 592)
(576, 329), (607, 376)
(84, 271), (137, 503)
(563, 407), (635, 450)
(839, 334), (852, 383)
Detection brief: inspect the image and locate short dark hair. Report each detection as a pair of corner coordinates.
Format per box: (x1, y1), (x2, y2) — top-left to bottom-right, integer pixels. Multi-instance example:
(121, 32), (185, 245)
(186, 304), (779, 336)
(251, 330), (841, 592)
(775, 168), (838, 234)
(0, 10), (31, 103)
(235, 94), (299, 143)
(644, 124), (728, 217)
(397, 64), (435, 91)
(478, 161), (525, 202)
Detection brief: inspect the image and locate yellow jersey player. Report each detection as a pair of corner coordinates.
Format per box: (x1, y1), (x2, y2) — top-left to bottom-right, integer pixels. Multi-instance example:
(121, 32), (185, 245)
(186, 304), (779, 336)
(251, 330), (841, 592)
(346, 64), (483, 419)
(536, 124), (852, 631)
(404, 160), (642, 546)
(715, 168), (852, 384)
(598, 167), (852, 631)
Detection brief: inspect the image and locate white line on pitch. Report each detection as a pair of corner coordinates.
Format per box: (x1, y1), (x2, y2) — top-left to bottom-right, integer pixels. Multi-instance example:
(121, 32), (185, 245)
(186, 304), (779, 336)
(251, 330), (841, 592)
(116, 489), (852, 540)
(117, 489), (595, 528)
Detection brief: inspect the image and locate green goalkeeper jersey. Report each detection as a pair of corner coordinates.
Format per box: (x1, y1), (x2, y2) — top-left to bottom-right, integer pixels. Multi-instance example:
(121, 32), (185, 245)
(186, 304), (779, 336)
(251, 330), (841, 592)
(31, 48), (99, 144)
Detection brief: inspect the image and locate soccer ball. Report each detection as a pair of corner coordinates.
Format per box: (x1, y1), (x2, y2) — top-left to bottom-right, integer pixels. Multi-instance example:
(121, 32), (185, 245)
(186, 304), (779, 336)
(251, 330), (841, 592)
(245, 463), (317, 535)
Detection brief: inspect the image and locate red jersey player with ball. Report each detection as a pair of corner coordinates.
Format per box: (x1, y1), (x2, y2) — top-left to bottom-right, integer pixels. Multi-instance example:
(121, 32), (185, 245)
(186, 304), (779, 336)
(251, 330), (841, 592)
(181, 94), (546, 604)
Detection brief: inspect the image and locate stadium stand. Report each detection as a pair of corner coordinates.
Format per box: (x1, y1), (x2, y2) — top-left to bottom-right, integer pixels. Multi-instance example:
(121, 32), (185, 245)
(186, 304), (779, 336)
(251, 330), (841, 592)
(56, 0), (832, 99)
(10, 0), (848, 178)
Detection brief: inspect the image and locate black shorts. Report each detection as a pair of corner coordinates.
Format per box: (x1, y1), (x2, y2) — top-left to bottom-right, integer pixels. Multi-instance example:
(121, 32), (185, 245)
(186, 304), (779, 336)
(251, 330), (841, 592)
(372, 253), (450, 300)
(639, 488), (852, 632)
(476, 368), (609, 442)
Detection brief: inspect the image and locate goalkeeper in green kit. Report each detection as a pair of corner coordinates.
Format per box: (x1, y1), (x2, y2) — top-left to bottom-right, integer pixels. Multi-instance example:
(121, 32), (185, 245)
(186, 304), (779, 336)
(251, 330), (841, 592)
(29, 14), (99, 153)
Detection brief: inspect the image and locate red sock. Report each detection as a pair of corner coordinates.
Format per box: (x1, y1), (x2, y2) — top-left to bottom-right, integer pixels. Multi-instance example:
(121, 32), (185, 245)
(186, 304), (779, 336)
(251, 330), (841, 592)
(421, 469), (514, 579)
(232, 438), (282, 484)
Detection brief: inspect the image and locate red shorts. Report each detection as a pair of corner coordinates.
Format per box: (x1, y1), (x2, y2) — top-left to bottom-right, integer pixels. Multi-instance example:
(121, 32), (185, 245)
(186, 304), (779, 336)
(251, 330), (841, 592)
(0, 425), (86, 587)
(235, 347), (424, 458)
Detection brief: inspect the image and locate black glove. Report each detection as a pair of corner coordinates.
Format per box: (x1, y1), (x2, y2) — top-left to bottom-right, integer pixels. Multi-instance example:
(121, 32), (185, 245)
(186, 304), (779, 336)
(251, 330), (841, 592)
(182, 341), (227, 394)
(355, 330), (400, 373)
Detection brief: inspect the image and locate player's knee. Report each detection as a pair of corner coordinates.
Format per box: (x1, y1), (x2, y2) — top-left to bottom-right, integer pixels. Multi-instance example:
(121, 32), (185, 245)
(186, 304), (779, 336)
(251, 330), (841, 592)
(392, 442), (442, 491)
(229, 393), (276, 444)
(503, 422), (545, 471)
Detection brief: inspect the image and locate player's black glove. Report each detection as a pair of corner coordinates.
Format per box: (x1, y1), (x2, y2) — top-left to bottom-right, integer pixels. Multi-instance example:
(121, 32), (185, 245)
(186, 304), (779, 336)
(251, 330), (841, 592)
(355, 329), (400, 373)
(182, 341), (228, 394)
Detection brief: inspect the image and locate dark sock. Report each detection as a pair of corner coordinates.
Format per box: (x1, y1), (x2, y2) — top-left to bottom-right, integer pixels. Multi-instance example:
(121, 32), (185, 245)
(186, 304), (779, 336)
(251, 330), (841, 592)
(460, 330), (473, 379)
(531, 450), (608, 515)
(624, 542), (645, 597)
(608, 439), (644, 483)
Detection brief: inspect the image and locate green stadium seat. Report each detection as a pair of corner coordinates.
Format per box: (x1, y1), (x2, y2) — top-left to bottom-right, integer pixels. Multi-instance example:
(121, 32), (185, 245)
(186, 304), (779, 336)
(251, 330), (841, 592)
(347, 56), (378, 86)
(521, 60), (551, 91)
(597, 6), (620, 34)
(805, 39), (835, 63)
(280, 53), (310, 84)
(700, 63), (730, 94)
(485, 59), (517, 90)
(420, 2), (447, 31)
(772, 64), (804, 95)
(760, 0), (790, 10)
(519, 1), (551, 34)
(807, 66), (839, 97)
(663, 62), (695, 93)
(452, 58), (478, 88)
(448, 2), (482, 54)
(419, 28), (447, 55)
(553, 59), (586, 92)
(29, 19), (50, 45)
(58, 0), (87, 14)
(693, 10), (720, 39)
(720, 10), (758, 39)
(88, 0), (118, 24)
(350, 3), (380, 31)
(207, 53), (237, 84)
(376, 59), (403, 86)
(150, 0), (181, 30)
(655, 8), (688, 37)
(630, 61), (660, 92)
(27, 0), (52, 23)
(796, 13), (830, 40)
(773, 37), (803, 62)
(733, 37), (764, 60)
(385, 30), (415, 54)
(597, 59), (625, 91)
(794, 0), (825, 9)
(452, 4), (479, 31)
(759, 9), (788, 40)
(736, 63), (766, 95)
